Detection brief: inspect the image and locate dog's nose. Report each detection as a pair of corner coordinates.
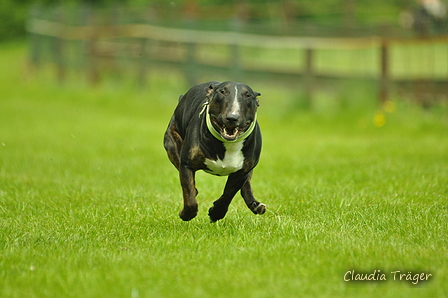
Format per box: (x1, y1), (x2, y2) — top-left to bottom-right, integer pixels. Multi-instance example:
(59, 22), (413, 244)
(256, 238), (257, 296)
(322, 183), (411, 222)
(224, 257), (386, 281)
(226, 114), (240, 123)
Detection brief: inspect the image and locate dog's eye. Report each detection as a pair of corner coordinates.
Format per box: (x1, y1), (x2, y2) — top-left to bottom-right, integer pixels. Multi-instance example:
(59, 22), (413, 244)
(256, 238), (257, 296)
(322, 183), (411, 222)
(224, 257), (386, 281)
(245, 92), (252, 98)
(219, 89), (226, 95)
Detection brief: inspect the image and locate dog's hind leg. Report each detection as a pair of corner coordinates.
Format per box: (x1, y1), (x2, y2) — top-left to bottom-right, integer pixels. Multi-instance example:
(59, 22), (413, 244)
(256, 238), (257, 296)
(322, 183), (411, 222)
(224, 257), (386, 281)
(240, 171), (266, 215)
(179, 166), (198, 221)
(163, 118), (182, 170)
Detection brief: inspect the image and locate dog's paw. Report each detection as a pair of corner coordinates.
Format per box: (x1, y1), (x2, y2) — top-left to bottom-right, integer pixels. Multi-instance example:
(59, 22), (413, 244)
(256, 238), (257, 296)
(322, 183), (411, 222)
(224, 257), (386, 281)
(254, 203), (266, 215)
(208, 206), (228, 223)
(179, 205), (198, 221)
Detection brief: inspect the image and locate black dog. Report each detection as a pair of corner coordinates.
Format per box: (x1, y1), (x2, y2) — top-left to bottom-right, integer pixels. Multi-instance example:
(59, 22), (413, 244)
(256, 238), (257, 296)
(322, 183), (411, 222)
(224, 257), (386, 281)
(164, 81), (266, 222)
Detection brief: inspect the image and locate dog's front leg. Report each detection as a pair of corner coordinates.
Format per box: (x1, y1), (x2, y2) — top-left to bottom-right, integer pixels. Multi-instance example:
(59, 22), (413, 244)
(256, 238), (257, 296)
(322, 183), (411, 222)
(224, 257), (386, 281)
(179, 166), (198, 221)
(208, 171), (249, 222)
(241, 171), (266, 215)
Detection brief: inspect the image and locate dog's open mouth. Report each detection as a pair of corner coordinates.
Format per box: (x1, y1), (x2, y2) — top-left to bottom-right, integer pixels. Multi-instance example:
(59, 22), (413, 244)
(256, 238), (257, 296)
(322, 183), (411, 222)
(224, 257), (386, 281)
(212, 118), (251, 141)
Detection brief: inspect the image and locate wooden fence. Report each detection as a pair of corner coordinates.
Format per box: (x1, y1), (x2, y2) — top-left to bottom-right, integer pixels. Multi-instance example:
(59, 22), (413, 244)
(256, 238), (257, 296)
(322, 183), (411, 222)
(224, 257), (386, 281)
(27, 7), (448, 107)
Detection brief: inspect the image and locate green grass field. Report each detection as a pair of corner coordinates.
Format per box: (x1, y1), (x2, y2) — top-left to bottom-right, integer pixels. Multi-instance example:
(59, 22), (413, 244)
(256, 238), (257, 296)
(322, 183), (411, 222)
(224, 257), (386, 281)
(1, 41), (447, 298)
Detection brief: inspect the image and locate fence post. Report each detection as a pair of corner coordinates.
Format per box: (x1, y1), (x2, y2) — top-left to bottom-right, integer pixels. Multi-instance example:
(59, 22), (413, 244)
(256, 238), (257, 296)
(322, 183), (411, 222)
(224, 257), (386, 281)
(81, 3), (100, 86)
(230, 43), (243, 81)
(29, 4), (42, 71)
(53, 6), (65, 83)
(138, 38), (149, 88)
(380, 40), (389, 104)
(304, 47), (314, 107)
(183, 2), (199, 87)
(185, 42), (198, 86)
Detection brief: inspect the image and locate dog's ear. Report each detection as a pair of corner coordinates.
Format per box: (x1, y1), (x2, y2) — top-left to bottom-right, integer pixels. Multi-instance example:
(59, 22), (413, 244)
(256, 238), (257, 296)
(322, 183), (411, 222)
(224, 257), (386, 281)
(206, 82), (220, 97)
(254, 92), (261, 106)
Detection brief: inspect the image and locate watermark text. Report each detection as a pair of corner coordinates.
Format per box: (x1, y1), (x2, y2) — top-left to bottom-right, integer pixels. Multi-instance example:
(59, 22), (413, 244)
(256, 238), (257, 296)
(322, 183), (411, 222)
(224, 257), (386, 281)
(344, 270), (433, 285)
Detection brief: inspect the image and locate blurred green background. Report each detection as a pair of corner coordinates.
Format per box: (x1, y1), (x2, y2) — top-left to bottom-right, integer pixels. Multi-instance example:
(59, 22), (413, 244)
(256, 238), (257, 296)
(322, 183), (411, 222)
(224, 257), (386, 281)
(2, 0), (446, 40)
(1, 1), (447, 298)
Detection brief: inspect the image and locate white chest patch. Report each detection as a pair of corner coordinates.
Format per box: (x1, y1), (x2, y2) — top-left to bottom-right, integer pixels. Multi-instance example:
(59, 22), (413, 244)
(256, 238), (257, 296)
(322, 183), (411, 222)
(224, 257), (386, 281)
(204, 141), (245, 176)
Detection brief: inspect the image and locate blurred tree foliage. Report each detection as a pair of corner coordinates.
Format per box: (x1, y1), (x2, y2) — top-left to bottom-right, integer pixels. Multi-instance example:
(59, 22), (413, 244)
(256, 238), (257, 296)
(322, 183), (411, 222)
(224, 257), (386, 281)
(0, 0), (414, 40)
(0, 0), (30, 40)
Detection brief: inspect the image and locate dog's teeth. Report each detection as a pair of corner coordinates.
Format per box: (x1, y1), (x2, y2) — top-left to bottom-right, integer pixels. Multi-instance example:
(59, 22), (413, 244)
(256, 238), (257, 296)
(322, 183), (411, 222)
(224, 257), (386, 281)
(223, 127), (238, 138)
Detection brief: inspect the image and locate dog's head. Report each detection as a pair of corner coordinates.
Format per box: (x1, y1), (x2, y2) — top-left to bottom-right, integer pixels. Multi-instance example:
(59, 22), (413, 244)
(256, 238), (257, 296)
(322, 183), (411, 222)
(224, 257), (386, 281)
(207, 81), (261, 142)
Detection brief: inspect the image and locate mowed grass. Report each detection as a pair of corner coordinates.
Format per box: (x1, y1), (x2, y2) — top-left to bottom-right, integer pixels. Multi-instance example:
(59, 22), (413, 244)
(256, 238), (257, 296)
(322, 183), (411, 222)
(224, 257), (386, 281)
(1, 41), (447, 298)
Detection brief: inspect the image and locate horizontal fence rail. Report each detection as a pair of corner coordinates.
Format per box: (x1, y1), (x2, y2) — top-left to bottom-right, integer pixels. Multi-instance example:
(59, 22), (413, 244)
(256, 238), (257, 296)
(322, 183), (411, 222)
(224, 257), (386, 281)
(27, 18), (385, 49)
(27, 7), (448, 107)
